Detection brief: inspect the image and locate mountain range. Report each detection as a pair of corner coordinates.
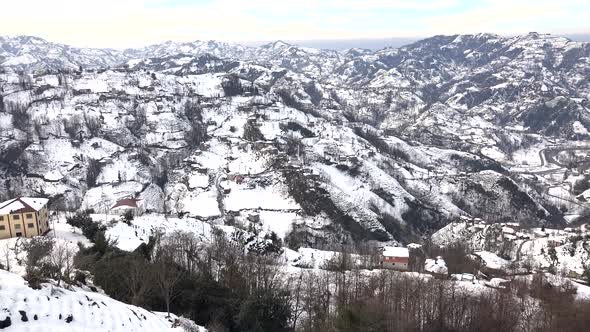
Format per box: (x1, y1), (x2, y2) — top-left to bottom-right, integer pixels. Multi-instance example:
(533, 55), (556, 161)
(1, 32), (590, 247)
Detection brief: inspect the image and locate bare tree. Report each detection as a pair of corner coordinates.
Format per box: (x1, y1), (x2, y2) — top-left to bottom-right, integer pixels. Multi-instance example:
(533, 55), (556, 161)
(124, 257), (153, 306)
(153, 236), (185, 317)
(49, 241), (76, 287)
(2, 242), (11, 272)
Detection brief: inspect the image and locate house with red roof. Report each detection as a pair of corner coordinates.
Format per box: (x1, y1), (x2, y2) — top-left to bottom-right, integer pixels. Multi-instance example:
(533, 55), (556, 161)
(0, 197), (50, 239)
(381, 246), (410, 271)
(110, 197), (142, 216)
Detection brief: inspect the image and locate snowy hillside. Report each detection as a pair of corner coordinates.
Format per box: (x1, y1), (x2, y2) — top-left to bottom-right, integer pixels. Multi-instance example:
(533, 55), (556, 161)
(432, 216), (590, 278)
(1, 33), (590, 248)
(0, 269), (203, 331)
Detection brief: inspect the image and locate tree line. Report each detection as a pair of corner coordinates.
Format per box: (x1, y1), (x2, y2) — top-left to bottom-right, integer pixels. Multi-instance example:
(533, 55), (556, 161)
(13, 211), (590, 332)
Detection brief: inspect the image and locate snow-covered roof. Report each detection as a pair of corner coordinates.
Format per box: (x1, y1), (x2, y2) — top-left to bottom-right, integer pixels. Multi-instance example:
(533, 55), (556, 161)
(0, 197), (49, 215)
(19, 197), (50, 211)
(408, 243), (422, 249)
(383, 246), (409, 258)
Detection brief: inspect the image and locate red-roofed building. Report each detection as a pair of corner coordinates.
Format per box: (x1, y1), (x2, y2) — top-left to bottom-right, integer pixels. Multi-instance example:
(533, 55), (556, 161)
(111, 198), (142, 216)
(0, 197), (50, 239)
(381, 246), (410, 271)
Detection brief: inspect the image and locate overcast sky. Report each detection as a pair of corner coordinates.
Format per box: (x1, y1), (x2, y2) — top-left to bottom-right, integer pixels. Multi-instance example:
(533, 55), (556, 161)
(1, 0), (588, 48)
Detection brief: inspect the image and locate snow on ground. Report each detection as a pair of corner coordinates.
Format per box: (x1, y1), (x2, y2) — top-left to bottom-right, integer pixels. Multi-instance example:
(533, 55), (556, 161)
(224, 182), (299, 212)
(431, 222), (470, 247)
(474, 251), (511, 270)
(480, 146), (507, 161)
(514, 273), (590, 301)
(184, 73), (223, 98)
(98, 214), (213, 251)
(285, 248), (339, 269)
(188, 173), (209, 189)
(227, 148), (270, 175)
(82, 181), (145, 212)
(49, 216), (93, 246)
(434, 219), (590, 277)
(573, 121), (590, 135)
(0, 216), (90, 277)
(0, 269), (199, 331)
(425, 257), (448, 275)
(258, 210), (298, 239)
(511, 144), (545, 167)
(180, 190), (221, 218)
(283, 247), (368, 269)
(2, 54), (37, 66)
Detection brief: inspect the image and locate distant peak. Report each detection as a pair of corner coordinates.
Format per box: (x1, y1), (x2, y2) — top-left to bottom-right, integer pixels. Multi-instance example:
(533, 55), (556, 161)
(273, 40), (290, 47)
(260, 40), (291, 49)
(1, 35), (48, 44)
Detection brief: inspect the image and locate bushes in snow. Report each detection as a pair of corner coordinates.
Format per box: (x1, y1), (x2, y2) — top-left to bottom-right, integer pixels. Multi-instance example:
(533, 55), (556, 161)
(275, 89), (307, 112)
(23, 236), (56, 288)
(282, 134), (304, 157)
(184, 124), (206, 146)
(7, 101), (30, 132)
(84, 113), (102, 137)
(126, 105), (147, 136)
(279, 121), (314, 138)
(1, 141), (29, 173)
(121, 210), (134, 225)
(183, 100), (203, 123)
(353, 127), (410, 162)
(74, 229), (292, 331)
(23, 237), (76, 288)
(66, 210), (106, 241)
(86, 158), (103, 188)
(303, 82), (323, 106)
(221, 74), (258, 97)
(183, 100), (206, 146)
(62, 115), (83, 140)
(243, 120), (265, 142)
(573, 175), (590, 195)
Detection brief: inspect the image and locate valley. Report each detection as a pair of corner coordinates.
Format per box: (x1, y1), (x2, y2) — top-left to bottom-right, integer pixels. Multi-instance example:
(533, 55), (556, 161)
(1, 32), (590, 331)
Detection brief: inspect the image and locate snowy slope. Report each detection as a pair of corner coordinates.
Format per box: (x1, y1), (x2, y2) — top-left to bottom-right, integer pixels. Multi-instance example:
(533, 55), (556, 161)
(0, 270), (204, 331)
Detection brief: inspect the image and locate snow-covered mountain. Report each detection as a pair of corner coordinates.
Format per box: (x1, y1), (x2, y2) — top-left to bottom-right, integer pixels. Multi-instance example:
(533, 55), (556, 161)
(1, 33), (590, 248)
(0, 36), (128, 72)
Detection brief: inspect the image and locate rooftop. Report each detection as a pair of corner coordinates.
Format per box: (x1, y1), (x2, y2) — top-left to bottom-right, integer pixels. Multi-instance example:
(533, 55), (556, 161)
(383, 246), (409, 258)
(111, 198), (141, 209)
(0, 197), (49, 215)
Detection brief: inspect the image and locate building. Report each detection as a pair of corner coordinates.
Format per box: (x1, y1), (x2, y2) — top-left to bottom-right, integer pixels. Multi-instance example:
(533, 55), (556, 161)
(381, 246), (409, 271)
(111, 198), (142, 216)
(0, 197), (50, 239)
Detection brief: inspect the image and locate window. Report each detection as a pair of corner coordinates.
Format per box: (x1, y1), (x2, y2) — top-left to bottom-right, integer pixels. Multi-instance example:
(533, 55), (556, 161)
(0, 216), (3, 221)
(26, 213), (33, 219)
(0, 225), (5, 231)
(28, 223), (34, 228)
(12, 215), (20, 220)
(15, 232), (22, 237)
(15, 224), (21, 229)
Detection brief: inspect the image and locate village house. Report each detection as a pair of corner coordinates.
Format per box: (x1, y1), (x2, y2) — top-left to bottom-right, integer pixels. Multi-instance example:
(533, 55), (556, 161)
(0, 197), (50, 239)
(381, 246), (410, 271)
(111, 197), (142, 216)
